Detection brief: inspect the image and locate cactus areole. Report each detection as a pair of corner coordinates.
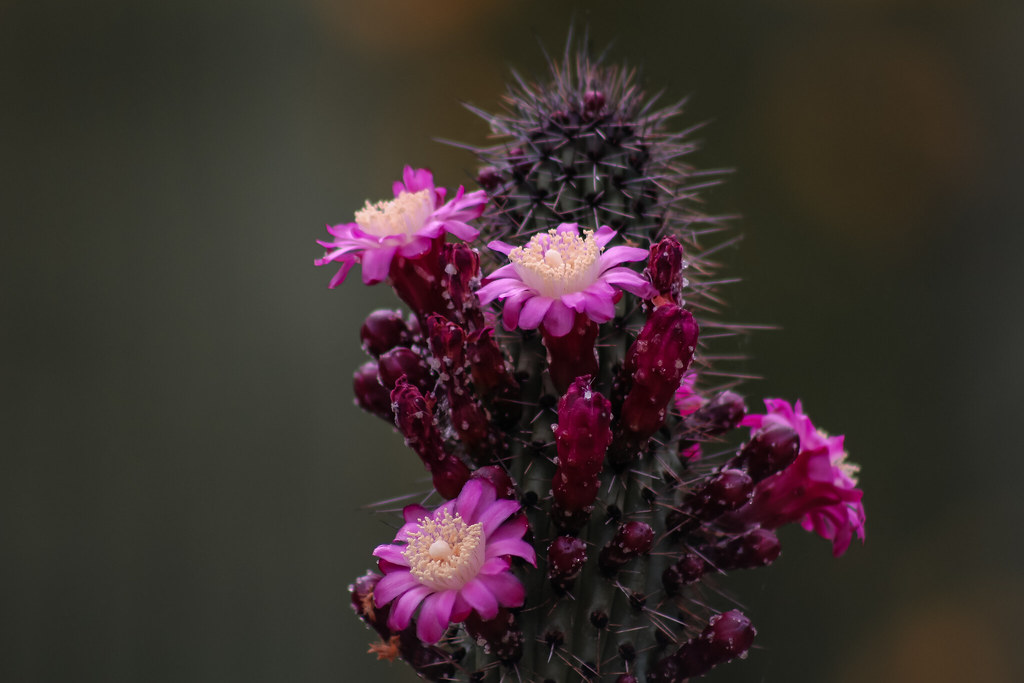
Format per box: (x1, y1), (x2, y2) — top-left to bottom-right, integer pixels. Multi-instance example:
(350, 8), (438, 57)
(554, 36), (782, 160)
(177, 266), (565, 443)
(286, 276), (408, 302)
(316, 46), (865, 682)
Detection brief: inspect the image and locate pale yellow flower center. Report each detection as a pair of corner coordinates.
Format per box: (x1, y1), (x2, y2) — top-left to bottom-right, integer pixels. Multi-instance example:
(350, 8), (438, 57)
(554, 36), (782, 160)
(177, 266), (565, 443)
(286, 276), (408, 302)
(509, 228), (602, 298)
(354, 189), (433, 238)
(403, 510), (485, 591)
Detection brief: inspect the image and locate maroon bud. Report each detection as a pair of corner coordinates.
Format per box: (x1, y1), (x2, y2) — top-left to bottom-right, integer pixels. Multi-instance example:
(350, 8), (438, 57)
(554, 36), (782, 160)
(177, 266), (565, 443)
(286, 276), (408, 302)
(685, 390), (746, 436)
(610, 305), (699, 466)
(388, 239), (448, 325)
(687, 469), (754, 520)
(353, 361), (393, 422)
(551, 377), (612, 531)
(377, 347), (433, 393)
(647, 237), (687, 301)
(646, 652), (684, 683)
(717, 529), (781, 570)
(599, 521), (654, 572)
(701, 610), (756, 668)
(470, 465), (515, 499)
(583, 89), (606, 115)
(360, 309), (412, 357)
(439, 243), (485, 331)
(466, 328), (521, 426)
(464, 608), (523, 663)
(477, 166), (502, 192)
(349, 571), (385, 634)
(547, 536), (588, 593)
(391, 379), (470, 499)
(733, 423), (800, 482)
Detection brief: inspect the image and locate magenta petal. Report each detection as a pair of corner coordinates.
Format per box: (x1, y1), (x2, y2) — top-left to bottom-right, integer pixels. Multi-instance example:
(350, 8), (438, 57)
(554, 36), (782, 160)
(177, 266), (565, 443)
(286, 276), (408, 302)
(484, 515), (528, 544)
(388, 584), (432, 631)
(479, 556), (511, 575)
(373, 569), (420, 606)
(519, 296), (553, 330)
(441, 219), (479, 242)
(416, 590), (456, 644)
(561, 291), (587, 311)
(402, 166), (435, 194)
(459, 579), (499, 620)
(360, 246), (396, 284)
(485, 538), (536, 564)
(598, 245), (651, 269)
(475, 498), (520, 536)
(326, 259), (355, 289)
(458, 480), (496, 525)
(542, 300), (575, 337)
(594, 225), (616, 247)
(501, 290), (531, 330)
(451, 594), (472, 622)
(403, 504), (430, 524)
(488, 240), (515, 256)
(372, 544), (410, 568)
(554, 222), (580, 235)
(581, 289), (616, 322)
(601, 267), (657, 297)
(478, 572), (525, 608)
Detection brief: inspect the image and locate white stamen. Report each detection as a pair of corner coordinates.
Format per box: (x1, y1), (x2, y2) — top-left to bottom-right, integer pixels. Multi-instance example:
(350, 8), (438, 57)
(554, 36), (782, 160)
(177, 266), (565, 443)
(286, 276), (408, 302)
(404, 510), (485, 591)
(354, 189), (433, 239)
(509, 228), (603, 298)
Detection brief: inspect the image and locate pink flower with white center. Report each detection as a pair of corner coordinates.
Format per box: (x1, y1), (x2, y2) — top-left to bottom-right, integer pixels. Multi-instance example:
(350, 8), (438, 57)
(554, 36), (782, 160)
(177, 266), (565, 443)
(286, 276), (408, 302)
(738, 399), (866, 556)
(315, 166), (486, 288)
(476, 223), (657, 337)
(371, 479), (536, 644)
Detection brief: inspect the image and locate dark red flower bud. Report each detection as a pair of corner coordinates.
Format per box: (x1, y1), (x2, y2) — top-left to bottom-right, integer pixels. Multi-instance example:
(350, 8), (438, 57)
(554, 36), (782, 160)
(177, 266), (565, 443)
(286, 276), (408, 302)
(610, 304), (699, 466)
(377, 347), (433, 393)
(360, 309), (412, 357)
(700, 610), (756, 668)
(439, 243), (485, 331)
(732, 423), (800, 482)
(717, 529), (781, 570)
(476, 166), (502, 191)
(427, 315), (498, 464)
(551, 376), (612, 530)
(349, 571), (386, 635)
(470, 465), (515, 500)
(599, 521), (654, 572)
(583, 89), (606, 116)
(353, 361), (393, 422)
(390, 378), (470, 499)
(684, 390), (746, 436)
(687, 469), (754, 520)
(646, 237), (687, 302)
(464, 608), (523, 663)
(547, 536), (588, 593)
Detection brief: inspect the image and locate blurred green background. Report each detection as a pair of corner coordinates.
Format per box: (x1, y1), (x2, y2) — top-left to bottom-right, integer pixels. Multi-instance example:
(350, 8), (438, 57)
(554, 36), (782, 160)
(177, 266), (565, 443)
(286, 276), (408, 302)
(3, 1), (1023, 681)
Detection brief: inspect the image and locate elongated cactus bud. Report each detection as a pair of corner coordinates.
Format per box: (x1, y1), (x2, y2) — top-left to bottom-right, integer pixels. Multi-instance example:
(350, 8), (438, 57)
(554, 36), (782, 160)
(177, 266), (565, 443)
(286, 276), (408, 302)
(647, 236), (687, 304)
(716, 528), (781, 570)
(610, 304), (698, 466)
(439, 243), (486, 331)
(686, 469), (754, 521)
(551, 376), (612, 530)
(390, 378), (470, 499)
(731, 423), (801, 482)
(649, 609), (756, 682)
(684, 389), (746, 436)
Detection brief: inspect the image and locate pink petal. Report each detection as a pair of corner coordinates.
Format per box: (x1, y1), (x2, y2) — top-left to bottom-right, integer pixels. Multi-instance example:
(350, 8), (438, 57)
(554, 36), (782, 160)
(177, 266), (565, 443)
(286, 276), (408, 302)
(519, 296), (553, 330)
(371, 544), (410, 568)
(401, 166), (435, 194)
(459, 578), (499, 620)
(479, 557), (511, 575)
(554, 222), (580, 235)
(601, 267), (657, 298)
(597, 245), (650, 269)
(488, 240), (515, 256)
(388, 584), (432, 631)
(542, 300), (575, 337)
(484, 514), (528, 545)
(326, 259), (355, 288)
(485, 538), (536, 564)
(581, 289), (616, 322)
(594, 225), (616, 247)
(478, 572), (525, 608)
(501, 290), (532, 330)
(451, 593), (472, 622)
(416, 590), (456, 644)
(475, 498), (520, 536)
(403, 504), (430, 524)
(360, 246), (397, 285)
(373, 569), (420, 606)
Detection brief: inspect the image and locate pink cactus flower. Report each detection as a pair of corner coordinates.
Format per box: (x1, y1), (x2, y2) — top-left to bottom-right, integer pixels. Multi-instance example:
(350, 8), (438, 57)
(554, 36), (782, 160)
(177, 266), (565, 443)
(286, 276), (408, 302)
(476, 223), (657, 337)
(315, 166), (486, 288)
(371, 479), (536, 644)
(739, 399), (866, 557)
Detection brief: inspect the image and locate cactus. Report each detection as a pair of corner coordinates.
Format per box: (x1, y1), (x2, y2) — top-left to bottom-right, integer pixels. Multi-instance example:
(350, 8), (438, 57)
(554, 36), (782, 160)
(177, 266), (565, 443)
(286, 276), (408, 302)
(316, 45), (865, 682)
